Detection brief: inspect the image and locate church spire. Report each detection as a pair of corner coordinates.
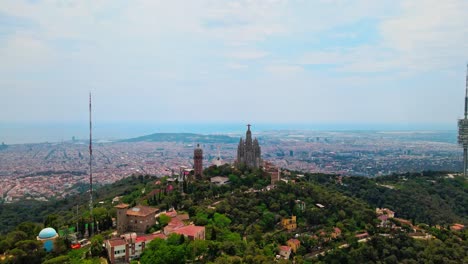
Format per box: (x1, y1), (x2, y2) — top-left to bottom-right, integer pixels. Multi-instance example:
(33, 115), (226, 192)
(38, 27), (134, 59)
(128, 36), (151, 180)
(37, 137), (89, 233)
(236, 124), (261, 169)
(246, 124), (252, 145)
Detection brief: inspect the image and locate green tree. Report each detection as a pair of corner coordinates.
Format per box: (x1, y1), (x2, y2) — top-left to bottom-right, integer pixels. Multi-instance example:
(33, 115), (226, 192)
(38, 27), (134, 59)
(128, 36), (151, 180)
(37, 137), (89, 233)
(140, 237), (187, 264)
(44, 214), (61, 230)
(213, 213), (231, 228)
(90, 234), (104, 257)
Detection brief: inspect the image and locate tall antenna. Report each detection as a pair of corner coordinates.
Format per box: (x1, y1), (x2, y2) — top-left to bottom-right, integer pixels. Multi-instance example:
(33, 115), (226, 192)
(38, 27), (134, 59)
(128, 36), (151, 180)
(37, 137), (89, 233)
(89, 93), (93, 219)
(458, 64), (468, 177)
(465, 63), (468, 119)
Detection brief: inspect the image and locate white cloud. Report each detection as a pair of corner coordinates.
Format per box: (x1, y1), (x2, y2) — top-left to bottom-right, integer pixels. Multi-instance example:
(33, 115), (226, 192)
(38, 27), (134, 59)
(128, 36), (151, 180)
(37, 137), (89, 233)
(379, 0), (468, 72)
(227, 50), (269, 60)
(0, 32), (54, 72)
(227, 63), (248, 70)
(0, 0), (466, 124)
(265, 64), (304, 75)
(295, 0), (468, 75)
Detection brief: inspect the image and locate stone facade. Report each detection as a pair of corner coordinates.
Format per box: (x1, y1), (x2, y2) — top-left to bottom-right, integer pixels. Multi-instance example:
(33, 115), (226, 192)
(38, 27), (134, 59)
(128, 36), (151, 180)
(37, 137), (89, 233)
(115, 204), (158, 234)
(193, 144), (203, 178)
(237, 125), (261, 169)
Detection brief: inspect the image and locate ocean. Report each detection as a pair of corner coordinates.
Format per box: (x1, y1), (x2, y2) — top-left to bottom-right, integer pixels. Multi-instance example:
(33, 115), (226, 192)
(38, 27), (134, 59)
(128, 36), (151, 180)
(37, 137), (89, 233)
(0, 122), (456, 145)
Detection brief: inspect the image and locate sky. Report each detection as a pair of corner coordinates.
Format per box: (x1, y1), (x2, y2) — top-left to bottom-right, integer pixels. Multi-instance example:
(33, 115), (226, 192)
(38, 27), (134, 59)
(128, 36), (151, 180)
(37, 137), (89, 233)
(1, 0), (468, 129)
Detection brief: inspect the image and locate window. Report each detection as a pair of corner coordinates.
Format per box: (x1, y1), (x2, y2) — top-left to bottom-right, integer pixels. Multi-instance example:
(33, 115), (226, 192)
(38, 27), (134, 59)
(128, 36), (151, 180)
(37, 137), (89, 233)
(114, 249), (126, 255)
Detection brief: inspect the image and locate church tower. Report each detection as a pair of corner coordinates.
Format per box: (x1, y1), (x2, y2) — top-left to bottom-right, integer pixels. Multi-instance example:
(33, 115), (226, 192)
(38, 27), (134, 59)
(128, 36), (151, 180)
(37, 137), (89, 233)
(194, 144), (203, 178)
(236, 124), (262, 169)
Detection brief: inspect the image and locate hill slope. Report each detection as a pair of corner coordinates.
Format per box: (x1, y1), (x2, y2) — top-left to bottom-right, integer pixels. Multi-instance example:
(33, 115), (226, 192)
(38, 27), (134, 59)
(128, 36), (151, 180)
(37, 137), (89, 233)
(121, 132), (239, 143)
(332, 172), (468, 225)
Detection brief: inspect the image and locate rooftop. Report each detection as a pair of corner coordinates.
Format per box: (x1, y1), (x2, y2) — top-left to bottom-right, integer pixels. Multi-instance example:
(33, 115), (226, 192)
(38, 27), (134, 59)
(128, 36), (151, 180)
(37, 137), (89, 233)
(127, 205), (159, 217)
(174, 225), (205, 237)
(114, 203), (130, 209)
(38, 227), (58, 239)
(287, 238), (300, 246)
(279, 245), (291, 252)
(135, 233), (167, 243)
(107, 238), (127, 247)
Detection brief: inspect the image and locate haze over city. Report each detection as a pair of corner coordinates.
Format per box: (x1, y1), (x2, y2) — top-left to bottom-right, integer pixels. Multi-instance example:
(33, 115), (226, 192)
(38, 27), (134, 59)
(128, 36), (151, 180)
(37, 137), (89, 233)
(1, 0), (468, 142)
(1, 2), (468, 264)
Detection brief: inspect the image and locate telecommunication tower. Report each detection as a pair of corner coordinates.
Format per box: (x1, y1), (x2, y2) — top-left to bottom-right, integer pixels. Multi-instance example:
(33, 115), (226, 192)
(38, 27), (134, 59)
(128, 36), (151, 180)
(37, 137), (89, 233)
(89, 93), (93, 218)
(458, 64), (468, 177)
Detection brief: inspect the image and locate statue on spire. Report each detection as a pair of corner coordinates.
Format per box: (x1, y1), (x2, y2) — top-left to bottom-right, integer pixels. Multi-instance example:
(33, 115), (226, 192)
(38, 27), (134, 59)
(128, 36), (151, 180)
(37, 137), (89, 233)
(236, 124), (261, 169)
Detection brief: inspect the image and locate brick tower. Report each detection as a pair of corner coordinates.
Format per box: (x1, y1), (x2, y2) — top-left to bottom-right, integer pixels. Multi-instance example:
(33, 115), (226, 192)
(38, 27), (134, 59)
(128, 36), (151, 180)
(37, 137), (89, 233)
(194, 144), (203, 178)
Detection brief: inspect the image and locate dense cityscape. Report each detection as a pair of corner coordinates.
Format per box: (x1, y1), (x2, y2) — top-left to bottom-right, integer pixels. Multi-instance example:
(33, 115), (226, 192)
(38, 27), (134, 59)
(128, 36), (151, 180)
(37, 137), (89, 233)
(0, 126), (466, 264)
(0, 129), (461, 203)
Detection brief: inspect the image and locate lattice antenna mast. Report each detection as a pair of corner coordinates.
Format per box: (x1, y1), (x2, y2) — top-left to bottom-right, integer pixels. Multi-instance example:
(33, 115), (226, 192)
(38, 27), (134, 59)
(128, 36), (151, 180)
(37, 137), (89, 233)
(89, 93), (93, 218)
(465, 64), (468, 119)
(458, 64), (468, 177)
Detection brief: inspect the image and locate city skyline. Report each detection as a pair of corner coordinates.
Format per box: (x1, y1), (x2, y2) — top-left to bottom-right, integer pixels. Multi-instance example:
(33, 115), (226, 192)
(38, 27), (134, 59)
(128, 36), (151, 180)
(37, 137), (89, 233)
(1, 1), (467, 126)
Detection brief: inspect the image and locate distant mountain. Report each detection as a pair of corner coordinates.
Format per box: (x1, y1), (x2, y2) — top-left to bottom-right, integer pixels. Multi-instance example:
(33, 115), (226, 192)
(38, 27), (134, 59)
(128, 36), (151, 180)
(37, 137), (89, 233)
(121, 132), (239, 144)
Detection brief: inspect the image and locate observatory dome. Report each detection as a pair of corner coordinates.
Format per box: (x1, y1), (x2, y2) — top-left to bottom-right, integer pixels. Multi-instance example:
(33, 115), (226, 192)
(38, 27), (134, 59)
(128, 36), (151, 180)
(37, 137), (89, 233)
(38, 227), (58, 239)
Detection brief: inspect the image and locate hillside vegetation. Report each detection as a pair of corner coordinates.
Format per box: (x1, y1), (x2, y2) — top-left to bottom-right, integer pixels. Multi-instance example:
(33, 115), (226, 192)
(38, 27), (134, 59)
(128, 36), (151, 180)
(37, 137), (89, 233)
(0, 168), (467, 263)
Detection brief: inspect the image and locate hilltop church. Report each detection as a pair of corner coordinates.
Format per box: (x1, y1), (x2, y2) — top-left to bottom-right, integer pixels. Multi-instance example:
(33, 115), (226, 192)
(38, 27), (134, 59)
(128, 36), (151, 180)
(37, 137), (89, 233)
(236, 125), (261, 169)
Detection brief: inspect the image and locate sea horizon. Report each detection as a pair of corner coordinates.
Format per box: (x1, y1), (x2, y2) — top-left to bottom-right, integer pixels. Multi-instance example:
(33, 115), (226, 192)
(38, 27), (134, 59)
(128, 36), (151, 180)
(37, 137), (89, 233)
(0, 121), (457, 145)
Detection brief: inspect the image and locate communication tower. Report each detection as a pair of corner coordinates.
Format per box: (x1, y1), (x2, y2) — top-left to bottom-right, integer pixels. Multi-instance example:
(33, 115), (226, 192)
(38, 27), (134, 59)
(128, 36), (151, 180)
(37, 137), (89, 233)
(89, 93), (93, 219)
(458, 64), (468, 177)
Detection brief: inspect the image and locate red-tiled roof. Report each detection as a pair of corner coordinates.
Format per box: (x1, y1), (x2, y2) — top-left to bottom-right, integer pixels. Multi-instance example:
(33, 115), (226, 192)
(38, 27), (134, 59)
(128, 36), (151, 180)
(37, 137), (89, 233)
(451, 224), (465, 231)
(378, 215), (388, 221)
(355, 232), (369, 239)
(174, 225), (205, 237)
(164, 210), (178, 218)
(394, 218), (412, 226)
(114, 203), (130, 209)
(126, 205), (159, 217)
(135, 233), (165, 243)
(176, 214), (190, 221)
(107, 238), (126, 247)
(164, 217), (185, 234)
(151, 233), (167, 240)
(168, 216), (184, 228)
(279, 245), (291, 252)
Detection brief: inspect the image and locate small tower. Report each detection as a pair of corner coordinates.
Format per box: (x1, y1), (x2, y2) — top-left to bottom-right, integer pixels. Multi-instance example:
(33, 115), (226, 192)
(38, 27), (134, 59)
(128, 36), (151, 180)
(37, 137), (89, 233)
(194, 144), (203, 178)
(115, 203), (129, 234)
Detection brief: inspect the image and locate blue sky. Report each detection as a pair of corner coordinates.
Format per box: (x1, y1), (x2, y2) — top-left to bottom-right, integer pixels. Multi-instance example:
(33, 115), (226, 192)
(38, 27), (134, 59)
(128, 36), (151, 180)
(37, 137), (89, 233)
(1, 0), (467, 128)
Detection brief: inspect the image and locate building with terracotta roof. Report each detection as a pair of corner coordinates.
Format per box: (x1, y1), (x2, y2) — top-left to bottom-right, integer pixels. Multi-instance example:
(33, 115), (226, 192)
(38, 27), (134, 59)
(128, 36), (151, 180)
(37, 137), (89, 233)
(355, 232), (369, 240)
(278, 245), (291, 260)
(450, 223), (465, 231)
(161, 210), (205, 240)
(163, 216), (185, 235)
(287, 238), (300, 253)
(174, 225), (205, 240)
(376, 208), (395, 218)
(115, 204), (159, 234)
(104, 232), (167, 264)
(394, 218), (412, 227)
(331, 227), (342, 239)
